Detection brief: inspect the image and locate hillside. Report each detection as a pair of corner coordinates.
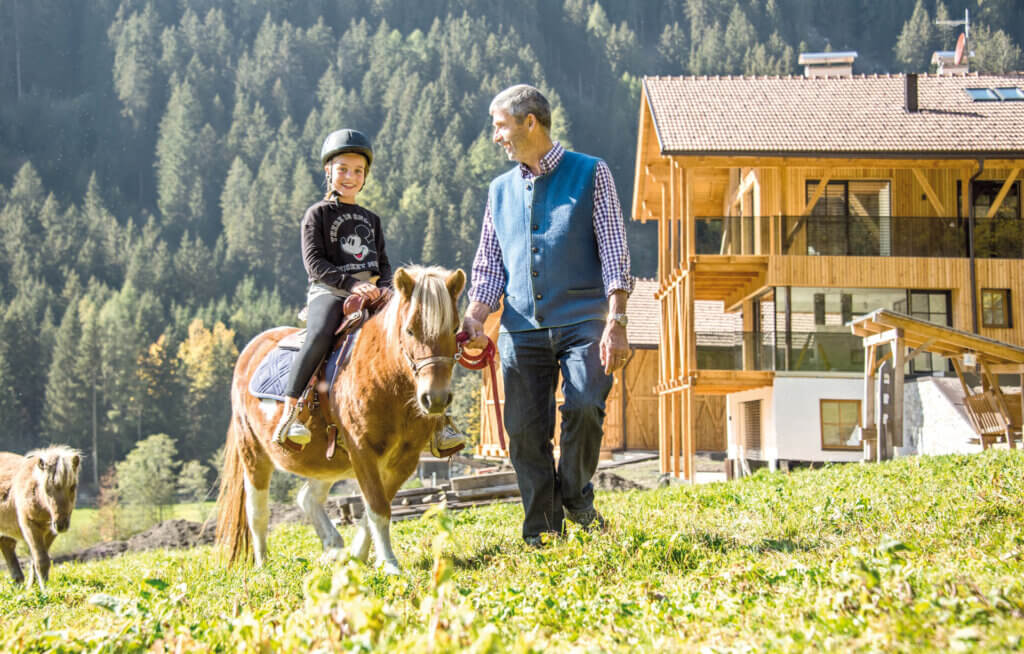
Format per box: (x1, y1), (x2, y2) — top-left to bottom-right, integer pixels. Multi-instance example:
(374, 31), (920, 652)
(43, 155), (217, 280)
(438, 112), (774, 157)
(2, 451), (1023, 651)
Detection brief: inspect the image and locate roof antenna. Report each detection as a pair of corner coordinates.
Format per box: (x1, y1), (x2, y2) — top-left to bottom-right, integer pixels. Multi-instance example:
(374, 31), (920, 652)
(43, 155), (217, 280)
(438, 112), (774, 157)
(935, 8), (970, 70)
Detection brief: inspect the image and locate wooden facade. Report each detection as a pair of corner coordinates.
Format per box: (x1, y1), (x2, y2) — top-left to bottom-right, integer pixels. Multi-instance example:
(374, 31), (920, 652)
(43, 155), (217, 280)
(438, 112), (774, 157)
(634, 76), (1024, 479)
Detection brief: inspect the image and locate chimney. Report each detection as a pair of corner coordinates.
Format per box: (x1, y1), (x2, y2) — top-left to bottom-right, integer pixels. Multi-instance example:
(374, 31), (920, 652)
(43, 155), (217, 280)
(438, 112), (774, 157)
(905, 73), (919, 112)
(798, 51), (858, 78)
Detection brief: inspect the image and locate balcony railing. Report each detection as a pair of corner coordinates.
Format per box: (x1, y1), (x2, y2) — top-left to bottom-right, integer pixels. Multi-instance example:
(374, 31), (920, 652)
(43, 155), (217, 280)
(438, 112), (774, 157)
(695, 215), (1024, 259)
(696, 330), (866, 373)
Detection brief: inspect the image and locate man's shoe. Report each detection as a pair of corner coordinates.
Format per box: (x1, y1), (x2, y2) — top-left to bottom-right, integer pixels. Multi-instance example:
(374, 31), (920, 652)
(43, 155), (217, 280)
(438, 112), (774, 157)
(273, 397), (312, 446)
(565, 507), (606, 532)
(429, 416), (467, 457)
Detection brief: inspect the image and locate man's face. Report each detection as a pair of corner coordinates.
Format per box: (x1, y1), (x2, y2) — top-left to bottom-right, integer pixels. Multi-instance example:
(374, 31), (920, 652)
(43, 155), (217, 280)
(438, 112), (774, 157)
(491, 108), (530, 163)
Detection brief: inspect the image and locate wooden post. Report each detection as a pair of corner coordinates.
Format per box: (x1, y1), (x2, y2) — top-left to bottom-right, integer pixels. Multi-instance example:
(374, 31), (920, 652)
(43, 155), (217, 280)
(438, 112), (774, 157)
(891, 336), (905, 452)
(863, 344), (877, 461)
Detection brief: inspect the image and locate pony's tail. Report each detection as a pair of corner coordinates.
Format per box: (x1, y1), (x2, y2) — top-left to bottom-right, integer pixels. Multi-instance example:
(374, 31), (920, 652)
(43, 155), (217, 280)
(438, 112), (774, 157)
(215, 412), (252, 566)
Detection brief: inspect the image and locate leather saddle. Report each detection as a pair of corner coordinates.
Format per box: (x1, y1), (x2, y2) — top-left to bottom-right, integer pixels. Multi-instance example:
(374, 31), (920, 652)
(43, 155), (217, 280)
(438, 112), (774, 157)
(285, 290), (392, 457)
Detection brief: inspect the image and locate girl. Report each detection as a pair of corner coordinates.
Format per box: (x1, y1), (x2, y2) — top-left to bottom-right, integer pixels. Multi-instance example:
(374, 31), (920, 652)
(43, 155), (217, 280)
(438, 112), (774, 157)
(274, 129), (467, 456)
(274, 129), (390, 445)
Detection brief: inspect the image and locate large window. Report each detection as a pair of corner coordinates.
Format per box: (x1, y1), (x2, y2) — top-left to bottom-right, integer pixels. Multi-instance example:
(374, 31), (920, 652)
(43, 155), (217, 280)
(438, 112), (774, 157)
(820, 399), (861, 450)
(894, 290), (952, 373)
(982, 289), (1012, 328)
(804, 180), (891, 256)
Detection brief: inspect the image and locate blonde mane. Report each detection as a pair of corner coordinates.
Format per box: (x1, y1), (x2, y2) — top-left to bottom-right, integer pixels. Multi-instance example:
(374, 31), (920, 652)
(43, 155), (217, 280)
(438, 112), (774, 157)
(382, 265), (458, 344)
(26, 445), (81, 487)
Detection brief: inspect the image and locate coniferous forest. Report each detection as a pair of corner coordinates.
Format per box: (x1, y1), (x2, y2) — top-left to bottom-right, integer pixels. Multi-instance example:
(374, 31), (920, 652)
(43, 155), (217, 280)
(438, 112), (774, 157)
(0, 0), (1022, 493)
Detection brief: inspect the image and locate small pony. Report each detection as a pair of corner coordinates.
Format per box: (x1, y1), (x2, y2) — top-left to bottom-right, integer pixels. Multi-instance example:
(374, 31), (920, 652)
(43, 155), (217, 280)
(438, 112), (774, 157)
(217, 265), (464, 574)
(0, 445), (81, 589)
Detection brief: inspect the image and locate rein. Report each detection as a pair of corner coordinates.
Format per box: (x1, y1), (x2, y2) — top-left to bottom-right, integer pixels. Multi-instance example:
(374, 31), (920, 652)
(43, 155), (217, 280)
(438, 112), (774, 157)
(455, 332), (505, 451)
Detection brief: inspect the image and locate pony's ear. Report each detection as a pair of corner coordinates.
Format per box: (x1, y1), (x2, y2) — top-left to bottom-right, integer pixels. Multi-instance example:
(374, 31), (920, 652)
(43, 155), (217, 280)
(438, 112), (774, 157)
(446, 269), (466, 299)
(394, 267), (415, 298)
(71, 454), (80, 470)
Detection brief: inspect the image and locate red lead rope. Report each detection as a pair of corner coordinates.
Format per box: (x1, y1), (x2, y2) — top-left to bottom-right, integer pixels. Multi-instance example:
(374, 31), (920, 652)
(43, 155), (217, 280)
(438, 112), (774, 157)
(455, 332), (505, 452)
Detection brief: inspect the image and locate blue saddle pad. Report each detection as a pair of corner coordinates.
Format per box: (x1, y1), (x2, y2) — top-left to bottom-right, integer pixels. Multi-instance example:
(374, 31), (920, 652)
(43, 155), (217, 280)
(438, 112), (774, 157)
(248, 331), (360, 401)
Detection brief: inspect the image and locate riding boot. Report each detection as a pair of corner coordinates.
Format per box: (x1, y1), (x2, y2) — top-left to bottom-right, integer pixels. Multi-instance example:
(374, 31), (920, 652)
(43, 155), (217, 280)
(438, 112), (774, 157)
(429, 415), (468, 457)
(273, 396), (312, 446)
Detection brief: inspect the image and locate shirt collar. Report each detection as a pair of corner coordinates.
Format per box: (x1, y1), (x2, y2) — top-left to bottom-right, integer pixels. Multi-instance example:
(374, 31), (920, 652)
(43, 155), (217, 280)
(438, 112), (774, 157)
(519, 142), (564, 179)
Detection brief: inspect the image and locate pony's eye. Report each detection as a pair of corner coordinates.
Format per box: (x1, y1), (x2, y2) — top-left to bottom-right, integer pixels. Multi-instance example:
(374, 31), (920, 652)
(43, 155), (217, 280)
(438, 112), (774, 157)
(405, 328), (414, 337)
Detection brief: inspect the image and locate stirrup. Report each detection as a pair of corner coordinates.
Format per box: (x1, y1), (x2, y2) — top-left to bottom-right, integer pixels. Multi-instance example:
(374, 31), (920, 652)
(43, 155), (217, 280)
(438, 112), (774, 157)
(430, 419), (467, 458)
(273, 400), (311, 446)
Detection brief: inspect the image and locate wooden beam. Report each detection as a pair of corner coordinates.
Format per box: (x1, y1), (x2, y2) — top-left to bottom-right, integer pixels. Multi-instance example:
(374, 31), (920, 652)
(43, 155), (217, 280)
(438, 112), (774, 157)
(863, 328), (904, 348)
(801, 172), (833, 216)
(891, 338), (905, 450)
(985, 168), (1021, 219)
(911, 168), (946, 216)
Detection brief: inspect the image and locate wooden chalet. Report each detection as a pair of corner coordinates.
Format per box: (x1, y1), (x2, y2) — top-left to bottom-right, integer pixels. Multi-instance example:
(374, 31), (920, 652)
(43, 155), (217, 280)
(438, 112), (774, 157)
(633, 72), (1024, 479)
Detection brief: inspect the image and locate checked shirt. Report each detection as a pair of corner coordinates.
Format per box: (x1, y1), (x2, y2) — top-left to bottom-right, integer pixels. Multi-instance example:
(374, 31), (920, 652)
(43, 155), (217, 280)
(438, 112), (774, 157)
(468, 142), (633, 311)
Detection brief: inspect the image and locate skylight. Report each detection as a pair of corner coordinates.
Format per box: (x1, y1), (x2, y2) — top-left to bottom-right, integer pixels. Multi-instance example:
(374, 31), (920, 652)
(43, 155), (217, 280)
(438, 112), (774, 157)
(966, 88), (999, 101)
(994, 87), (1024, 101)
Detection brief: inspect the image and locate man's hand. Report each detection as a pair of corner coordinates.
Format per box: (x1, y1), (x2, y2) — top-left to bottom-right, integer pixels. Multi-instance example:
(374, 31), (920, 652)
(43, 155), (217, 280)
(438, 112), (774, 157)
(600, 320), (630, 375)
(460, 301), (492, 350)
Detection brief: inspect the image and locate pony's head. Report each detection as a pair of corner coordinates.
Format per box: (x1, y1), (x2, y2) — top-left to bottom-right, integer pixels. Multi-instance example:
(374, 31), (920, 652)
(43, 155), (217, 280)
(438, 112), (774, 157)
(383, 265), (465, 415)
(27, 446), (81, 532)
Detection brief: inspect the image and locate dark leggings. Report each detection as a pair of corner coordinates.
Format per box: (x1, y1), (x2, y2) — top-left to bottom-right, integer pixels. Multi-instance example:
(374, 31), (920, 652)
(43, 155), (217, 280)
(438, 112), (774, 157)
(284, 293), (346, 398)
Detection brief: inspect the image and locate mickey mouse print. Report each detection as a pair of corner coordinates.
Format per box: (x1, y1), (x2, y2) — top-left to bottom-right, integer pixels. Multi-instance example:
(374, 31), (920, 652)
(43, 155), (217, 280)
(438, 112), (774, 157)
(330, 212), (379, 271)
(301, 200), (392, 291)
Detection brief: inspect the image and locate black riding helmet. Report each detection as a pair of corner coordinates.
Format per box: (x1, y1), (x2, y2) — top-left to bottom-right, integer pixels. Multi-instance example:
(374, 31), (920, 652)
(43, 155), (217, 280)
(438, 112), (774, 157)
(320, 129), (373, 170)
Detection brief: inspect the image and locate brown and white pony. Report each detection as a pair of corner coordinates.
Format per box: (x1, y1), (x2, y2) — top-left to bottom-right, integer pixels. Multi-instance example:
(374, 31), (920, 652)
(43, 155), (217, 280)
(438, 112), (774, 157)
(216, 265), (464, 574)
(0, 445), (81, 589)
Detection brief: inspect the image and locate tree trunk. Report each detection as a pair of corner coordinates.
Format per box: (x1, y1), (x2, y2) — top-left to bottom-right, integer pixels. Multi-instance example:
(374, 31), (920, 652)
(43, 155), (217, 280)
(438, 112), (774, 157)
(91, 384), (99, 488)
(13, 0), (23, 101)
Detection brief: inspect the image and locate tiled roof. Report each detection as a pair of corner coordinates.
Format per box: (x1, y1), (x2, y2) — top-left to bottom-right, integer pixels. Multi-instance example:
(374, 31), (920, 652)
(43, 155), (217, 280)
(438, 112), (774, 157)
(626, 279), (660, 345)
(644, 74), (1024, 155)
(627, 279), (743, 346)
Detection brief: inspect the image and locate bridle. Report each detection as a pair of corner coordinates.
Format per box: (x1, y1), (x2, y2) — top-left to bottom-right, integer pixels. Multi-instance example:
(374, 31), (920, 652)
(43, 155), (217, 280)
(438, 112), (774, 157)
(404, 350), (456, 376)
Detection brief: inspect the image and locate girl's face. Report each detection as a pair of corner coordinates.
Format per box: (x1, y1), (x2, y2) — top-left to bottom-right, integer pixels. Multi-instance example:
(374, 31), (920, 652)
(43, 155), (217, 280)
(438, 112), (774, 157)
(326, 152), (367, 203)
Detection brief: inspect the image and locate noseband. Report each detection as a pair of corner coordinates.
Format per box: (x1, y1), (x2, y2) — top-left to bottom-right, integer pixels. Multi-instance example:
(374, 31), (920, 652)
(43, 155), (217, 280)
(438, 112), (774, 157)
(404, 351), (456, 376)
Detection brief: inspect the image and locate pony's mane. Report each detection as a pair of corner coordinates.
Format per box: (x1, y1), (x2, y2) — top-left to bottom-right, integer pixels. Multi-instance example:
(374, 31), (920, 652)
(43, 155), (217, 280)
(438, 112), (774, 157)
(382, 265), (458, 344)
(26, 445), (81, 486)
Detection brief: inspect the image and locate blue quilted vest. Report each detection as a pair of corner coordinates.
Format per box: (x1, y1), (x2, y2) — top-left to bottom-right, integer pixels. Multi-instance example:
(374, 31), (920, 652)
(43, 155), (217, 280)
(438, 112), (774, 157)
(490, 151), (605, 332)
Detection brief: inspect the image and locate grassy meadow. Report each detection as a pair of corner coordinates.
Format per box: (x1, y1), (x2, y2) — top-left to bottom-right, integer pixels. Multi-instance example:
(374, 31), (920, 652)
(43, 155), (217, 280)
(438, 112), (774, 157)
(3, 451), (1024, 652)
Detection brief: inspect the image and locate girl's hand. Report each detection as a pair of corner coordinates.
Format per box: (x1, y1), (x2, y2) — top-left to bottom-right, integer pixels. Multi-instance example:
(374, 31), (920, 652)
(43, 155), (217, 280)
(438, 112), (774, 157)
(351, 281), (381, 300)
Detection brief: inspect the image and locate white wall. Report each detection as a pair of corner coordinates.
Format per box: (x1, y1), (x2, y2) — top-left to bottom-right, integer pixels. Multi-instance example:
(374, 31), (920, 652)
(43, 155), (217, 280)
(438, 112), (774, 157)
(772, 374), (864, 462)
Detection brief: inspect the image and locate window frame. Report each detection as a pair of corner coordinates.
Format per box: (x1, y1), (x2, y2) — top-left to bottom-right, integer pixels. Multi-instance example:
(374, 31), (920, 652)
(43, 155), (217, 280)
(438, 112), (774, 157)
(981, 288), (1013, 329)
(819, 398), (862, 451)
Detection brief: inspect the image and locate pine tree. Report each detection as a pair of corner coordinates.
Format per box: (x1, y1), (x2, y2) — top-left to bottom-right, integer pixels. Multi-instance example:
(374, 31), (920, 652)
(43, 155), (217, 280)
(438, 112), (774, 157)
(971, 24), (1023, 74)
(155, 79), (208, 235)
(893, 0), (934, 73)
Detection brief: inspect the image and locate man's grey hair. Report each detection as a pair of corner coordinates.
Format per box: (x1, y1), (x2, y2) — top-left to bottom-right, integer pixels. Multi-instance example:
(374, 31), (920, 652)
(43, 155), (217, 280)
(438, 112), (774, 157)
(489, 84), (551, 130)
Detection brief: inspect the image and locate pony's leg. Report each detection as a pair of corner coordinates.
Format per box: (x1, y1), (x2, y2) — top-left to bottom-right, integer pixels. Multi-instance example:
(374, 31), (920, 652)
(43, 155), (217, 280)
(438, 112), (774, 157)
(243, 474), (270, 567)
(296, 479), (344, 552)
(20, 525), (50, 590)
(348, 511), (371, 563)
(346, 451), (401, 575)
(0, 536), (23, 584)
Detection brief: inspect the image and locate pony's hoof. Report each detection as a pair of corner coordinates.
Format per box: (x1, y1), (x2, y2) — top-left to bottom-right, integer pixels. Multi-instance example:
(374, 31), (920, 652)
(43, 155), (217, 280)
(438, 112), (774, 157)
(377, 561), (402, 576)
(319, 548), (348, 566)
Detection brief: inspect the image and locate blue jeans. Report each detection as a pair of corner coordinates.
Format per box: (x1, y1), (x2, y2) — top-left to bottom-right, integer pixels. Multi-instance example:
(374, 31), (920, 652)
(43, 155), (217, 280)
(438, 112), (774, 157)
(498, 319), (613, 540)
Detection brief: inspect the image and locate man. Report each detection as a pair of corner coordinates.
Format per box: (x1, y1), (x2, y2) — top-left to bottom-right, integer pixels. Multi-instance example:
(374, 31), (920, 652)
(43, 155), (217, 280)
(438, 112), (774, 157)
(461, 84), (632, 546)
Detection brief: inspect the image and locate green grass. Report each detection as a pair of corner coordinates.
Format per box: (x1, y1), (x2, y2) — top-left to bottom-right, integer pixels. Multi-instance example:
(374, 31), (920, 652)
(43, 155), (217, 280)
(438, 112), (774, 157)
(3, 451), (1024, 651)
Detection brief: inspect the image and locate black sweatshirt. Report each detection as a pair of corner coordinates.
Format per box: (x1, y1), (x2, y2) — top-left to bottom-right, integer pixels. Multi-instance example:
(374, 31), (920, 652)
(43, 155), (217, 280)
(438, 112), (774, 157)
(300, 196), (393, 292)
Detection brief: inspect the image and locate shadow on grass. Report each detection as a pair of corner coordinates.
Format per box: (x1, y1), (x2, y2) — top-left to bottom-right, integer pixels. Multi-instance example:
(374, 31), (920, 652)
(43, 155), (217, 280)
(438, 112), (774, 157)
(410, 542), (505, 572)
